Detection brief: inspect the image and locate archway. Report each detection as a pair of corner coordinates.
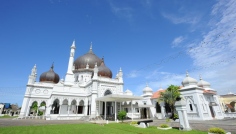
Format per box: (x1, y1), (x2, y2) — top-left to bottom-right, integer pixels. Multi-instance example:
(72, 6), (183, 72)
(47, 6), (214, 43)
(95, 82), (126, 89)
(52, 99), (60, 114)
(30, 101), (38, 116)
(156, 102), (161, 113)
(70, 100), (77, 114)
(78, 100), (84, 114)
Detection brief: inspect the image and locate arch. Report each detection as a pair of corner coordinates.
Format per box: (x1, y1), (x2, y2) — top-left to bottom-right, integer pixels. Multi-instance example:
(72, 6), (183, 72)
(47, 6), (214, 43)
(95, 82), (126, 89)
(186, 98), (195, 112)
(71, 100), (77, 105)
(155, 102), (161, 113)
(62, 99), (68, 105)
(104, 90), (112, 96)
(52, 99), (60, 114)
(78, 100), (84, 114)
(40, 101), (46, 106)
(79, 100), (84, 106)
(70, 100), (77, 114)
(30, 101), (38, 116)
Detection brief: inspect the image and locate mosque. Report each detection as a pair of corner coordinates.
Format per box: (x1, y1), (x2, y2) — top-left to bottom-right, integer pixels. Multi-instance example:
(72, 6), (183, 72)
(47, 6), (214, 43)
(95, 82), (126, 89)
(19, 41), (224, 121)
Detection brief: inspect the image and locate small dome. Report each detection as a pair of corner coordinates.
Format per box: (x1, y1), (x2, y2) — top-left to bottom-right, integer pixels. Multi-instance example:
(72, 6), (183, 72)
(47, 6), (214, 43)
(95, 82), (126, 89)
(98, 58), (112, 78)
(182, 72), (197, 87)
(74, 44), (102, 69)
(125, 89), (133, 95)
(143, 84), (153, 92)
(197, 77), (211, 88)
(142, 84), (153, 97)
(40, 65), (60, 83)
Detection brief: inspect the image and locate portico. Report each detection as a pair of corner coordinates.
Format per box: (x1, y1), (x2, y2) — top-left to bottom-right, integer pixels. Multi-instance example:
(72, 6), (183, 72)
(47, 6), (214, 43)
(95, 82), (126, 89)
(96, 94), (143, 120)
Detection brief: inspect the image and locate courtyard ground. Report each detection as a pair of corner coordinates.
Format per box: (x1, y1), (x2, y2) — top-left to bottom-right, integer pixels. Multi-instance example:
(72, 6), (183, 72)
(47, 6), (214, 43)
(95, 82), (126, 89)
(0, 118), (235, 133)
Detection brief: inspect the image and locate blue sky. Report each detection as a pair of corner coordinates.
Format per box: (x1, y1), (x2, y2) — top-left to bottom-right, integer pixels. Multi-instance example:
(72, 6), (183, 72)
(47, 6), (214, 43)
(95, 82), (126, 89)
(1, 0), (236, 106)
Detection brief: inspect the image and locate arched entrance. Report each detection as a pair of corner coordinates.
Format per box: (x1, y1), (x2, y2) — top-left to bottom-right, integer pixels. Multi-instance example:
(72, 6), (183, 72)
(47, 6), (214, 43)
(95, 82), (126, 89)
(78, 100), (84, 114)
(52, 99), (60, 114)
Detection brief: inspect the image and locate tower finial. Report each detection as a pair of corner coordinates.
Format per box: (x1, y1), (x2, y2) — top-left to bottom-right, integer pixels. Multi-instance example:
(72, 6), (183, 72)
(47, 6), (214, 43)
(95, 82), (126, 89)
(186, 70), (189, 77)
(51, 62), (54, 70)
(199, 74), (202, 80)
(90, 42), (92, 50)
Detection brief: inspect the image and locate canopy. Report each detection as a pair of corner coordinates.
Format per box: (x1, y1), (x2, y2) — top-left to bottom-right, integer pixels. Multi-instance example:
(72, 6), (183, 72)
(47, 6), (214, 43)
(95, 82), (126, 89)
(96, 94), (143, 102)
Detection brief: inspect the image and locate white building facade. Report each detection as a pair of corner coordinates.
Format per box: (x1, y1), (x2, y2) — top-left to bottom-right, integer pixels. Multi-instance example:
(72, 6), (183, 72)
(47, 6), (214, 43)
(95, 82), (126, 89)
(20, 41), (125, 120)
(19, 41), (224, 121)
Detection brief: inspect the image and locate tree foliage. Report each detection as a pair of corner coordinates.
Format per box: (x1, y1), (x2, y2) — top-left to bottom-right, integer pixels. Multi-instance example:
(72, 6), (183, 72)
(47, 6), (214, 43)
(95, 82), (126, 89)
(159, 85), (180, 119)
(118, 110), (127, 122)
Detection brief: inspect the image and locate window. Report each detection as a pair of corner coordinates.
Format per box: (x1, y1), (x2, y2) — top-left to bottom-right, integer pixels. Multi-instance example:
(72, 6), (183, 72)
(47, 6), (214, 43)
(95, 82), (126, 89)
(189, 104), (193, 111)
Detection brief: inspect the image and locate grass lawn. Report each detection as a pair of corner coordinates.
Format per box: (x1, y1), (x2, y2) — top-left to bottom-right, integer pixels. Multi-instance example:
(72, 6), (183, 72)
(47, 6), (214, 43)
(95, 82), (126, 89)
(0, 123), (207, 134)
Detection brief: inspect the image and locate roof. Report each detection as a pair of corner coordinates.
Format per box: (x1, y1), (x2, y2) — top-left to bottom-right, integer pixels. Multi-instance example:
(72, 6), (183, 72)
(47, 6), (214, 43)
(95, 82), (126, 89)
(226, 104), (233, 109)
(96, 94), (143, 102)
(151, 89), (165, 99)
(203, 90), (216, 95)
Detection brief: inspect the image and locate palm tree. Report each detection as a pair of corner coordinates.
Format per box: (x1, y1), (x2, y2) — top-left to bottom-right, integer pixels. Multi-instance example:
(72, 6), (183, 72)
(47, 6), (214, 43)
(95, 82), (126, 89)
(159, 85), (180, 119)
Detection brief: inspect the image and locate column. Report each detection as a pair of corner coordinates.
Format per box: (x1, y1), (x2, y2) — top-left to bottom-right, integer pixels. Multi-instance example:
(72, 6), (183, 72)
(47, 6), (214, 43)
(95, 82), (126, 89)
(131, 100), (133, 120)
(115, 101), (117, 121)
(139, 108), (141, 119)
(67, 105), (70, 115)
(84, 105), (88, 115)
(59, 104), (62, 116)
(104, 101), (107, 120)
(98, 101), (100, 116)
(76, 105), (78, 115)
(36, 105), (39, 117)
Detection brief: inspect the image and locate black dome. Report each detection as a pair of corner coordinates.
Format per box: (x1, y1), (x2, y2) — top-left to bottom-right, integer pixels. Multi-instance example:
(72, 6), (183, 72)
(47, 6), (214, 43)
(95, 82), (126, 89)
(98, 58), (112, 78)
(74, 46), (102, 69)
(40, 65), (60, 83)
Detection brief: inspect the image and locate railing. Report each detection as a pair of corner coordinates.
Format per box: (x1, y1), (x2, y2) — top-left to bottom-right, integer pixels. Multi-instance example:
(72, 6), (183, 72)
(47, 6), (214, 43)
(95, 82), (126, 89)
(127, 113), (140, 119)
(224, 112), (236, 118)
(14, 116), (45, 120)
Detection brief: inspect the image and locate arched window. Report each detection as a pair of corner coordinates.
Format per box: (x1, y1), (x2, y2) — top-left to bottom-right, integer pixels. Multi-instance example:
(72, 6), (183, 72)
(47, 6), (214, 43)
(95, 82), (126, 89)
(189, 104), (193, 111)
(104, 90), (112, 96)
(156, 102), (161, 113)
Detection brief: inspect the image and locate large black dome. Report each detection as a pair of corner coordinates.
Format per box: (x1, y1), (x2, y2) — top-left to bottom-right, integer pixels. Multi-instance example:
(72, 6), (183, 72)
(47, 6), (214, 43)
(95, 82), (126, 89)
(74, 46), (102, 69)
(39, 65), (60, 83)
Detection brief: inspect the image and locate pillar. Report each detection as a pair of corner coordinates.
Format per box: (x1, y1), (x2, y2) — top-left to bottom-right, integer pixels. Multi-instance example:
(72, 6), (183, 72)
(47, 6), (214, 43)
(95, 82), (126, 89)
(175, 99), (191, 131)
(115, 101), (117, 121)
(105, 101), (107, 120)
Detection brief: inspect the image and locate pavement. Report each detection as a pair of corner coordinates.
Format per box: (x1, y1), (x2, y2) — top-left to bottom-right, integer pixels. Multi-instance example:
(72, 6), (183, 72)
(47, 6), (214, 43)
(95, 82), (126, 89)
(150, 118), (236, 133)
(0, 117), (236, 133)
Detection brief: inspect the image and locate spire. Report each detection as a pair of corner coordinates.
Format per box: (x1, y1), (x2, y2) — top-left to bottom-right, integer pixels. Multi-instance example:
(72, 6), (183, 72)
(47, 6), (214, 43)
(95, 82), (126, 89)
(31, 64), (37, 75)
(89, 42), (93, 53)
(95, 62), (97, 68)
(51, 62), (54, 71)
(199, 74), (202, 80)
(71, 40), (76, 49)
(119, 67), (122, 72)
(186, 70), (189, 77)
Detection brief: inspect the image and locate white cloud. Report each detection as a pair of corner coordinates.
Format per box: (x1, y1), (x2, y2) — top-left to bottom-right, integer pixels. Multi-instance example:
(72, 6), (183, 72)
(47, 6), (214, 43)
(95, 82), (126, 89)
(109, 2), (134, 22)
(126, 70), (139, 78)
(172, 36), (185, 47)
(162, 12), (200, 25)
(186, 0), (236, 94)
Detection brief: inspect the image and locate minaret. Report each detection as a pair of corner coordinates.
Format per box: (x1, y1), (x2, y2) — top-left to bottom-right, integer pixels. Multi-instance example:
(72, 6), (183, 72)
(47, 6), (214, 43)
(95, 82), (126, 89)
(28, 64), (37, 84)
(118, 67), (123, 83)
(64, 40), (76, 85)
(93, 62), (98, 79)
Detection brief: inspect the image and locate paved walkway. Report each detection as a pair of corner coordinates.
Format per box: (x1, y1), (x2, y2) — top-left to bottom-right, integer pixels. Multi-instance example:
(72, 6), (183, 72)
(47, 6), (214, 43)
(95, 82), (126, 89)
(150, 118), (236, 133)
(0, 118), (235, 133)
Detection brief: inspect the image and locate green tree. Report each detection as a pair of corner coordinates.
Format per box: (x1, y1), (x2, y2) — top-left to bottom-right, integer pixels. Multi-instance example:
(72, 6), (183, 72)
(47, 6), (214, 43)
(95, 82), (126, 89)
(31, 102), (38, 115)
(159, 85), (180, 119)
(118, 110), (127, 122)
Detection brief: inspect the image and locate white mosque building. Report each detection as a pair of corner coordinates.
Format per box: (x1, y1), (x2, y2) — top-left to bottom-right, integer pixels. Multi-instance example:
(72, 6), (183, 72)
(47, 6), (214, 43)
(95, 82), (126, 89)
(19, 41), (224, 121)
